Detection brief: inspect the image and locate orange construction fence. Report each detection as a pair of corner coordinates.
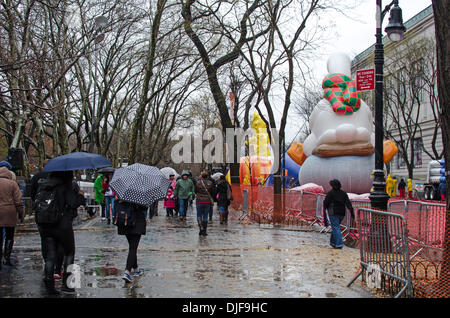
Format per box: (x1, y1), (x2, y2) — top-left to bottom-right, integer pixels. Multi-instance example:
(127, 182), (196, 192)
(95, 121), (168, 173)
(229, 184), (450, 298)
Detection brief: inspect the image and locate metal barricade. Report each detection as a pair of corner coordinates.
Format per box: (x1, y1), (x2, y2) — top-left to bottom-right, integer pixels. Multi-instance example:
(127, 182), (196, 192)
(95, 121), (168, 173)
(347, 208), (412, 298)
(77, 181), (102, 215)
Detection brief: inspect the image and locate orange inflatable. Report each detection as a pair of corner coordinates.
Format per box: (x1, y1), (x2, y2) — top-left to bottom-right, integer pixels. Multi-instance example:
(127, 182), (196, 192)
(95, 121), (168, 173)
(383, 140), (398, 164)
(239, 156), (272, 185)
(288, 142), (307, 166)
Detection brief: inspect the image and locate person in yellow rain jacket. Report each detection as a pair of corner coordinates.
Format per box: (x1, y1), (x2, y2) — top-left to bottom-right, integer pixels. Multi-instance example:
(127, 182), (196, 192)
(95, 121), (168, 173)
(392, 177), (397, 197)
(386, 174), (393, 197)
(407, 178), (413, 199)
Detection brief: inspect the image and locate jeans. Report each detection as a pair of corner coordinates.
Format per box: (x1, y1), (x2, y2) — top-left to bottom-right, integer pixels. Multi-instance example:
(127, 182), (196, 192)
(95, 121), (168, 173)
(209, 205), (213, 219)
(105, 196), (115, 220)
(100, 203), (106, 218)
(329, 215), (345, 248)
(178, 199), (189, 217)
(196, 203), (210, 222)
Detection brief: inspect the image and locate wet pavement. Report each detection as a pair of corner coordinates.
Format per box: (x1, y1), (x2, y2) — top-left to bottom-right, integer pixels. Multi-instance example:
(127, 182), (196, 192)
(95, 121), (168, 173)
(0, 203), (373, 298)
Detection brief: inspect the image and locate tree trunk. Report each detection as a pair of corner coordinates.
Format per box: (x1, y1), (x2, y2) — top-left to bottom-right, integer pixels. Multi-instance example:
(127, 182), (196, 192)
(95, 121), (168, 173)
(432, 0), (450, 296)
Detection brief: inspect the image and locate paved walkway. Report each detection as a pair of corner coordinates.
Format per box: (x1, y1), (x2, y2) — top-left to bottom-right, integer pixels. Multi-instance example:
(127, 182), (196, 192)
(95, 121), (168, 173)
(0, 203), (372, 298)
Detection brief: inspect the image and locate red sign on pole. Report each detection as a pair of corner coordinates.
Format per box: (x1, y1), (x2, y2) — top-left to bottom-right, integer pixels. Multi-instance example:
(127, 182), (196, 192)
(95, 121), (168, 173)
(356, 68), (375, 91)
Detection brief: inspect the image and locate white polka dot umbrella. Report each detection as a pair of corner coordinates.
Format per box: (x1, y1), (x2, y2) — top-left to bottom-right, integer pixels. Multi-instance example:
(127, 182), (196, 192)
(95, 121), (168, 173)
(109, 163), (171, 206)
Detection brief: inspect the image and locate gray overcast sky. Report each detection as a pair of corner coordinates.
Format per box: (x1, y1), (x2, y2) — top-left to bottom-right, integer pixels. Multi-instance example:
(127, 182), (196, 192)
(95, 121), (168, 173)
(284, 0), (432, 144)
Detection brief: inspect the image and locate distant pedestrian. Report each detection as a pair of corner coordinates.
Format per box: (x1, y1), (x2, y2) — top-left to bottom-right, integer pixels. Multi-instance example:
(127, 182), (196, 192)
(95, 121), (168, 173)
(94, 173), (106, 221)
(398, 178), (406, 198)
(0, 166), (24, 271)
(439, 181), (446, 201)
(323, 179), (354, 249)
(164, 177), (176, 217)
(194, 171), (216, 236)
(115, 200), (146, 284)
(216, 175), (232, 224)
(36, 171), (84, 295)
(207, 173), (216, 221)
(407, 179), (413, 199)
(102, 174), (115, 224)
(174, 170), (195, 221)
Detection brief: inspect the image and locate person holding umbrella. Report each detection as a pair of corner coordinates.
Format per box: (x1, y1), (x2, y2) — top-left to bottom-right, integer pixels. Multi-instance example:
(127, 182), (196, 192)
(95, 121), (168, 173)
(109, 163), (171, 284)
(36, 152), (111, 294)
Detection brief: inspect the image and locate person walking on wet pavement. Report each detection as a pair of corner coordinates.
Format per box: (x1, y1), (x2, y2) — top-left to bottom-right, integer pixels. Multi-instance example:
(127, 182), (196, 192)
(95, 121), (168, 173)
(194, 171), (216, 236)
(174, 170), (194, 221)
(36, 171), (84, 295)
(115, 201), (147, 284)
(164, 179), (176, 217)
(94, 172), (106, 221)
(323, 179), (354, 249)
(102, 174), (115, 224)
(216, 175), (232, 224)
(0, 166), (24, 270)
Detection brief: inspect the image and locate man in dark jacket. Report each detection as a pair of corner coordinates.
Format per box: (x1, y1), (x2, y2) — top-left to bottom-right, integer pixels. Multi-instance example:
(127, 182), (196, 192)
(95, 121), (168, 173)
(36, 171), (83, 295)
(323, 179), (354, 249)
(194, 171), (216, 236)
(216, 175), (232, 224)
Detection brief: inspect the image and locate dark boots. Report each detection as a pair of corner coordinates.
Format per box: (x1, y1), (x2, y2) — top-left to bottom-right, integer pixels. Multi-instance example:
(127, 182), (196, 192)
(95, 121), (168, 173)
(3, 240), (14, 266)
(43, 278), (60, 295)
(197, 219), (203, 236)
(201, 221), (208, 236)
(197, 220), (208, 236)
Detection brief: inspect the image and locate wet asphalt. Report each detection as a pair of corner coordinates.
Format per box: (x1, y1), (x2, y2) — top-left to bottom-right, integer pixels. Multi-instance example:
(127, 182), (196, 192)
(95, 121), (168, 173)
(0, 202), (373, 298)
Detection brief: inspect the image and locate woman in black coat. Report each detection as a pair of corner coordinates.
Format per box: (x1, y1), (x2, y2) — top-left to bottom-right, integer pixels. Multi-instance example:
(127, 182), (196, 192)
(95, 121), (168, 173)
(115, 201), (147, 284)
(216, 175), (232, 224)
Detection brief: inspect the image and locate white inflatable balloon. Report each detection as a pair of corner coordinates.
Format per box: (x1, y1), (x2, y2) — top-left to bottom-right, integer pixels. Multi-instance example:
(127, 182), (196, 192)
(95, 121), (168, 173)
(299, 155), (375, 194)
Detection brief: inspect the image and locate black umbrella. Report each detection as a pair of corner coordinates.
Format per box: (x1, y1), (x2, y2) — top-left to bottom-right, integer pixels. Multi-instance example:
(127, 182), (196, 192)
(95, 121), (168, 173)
(109, 163), (171, 206)
(97, 167), (115, 174)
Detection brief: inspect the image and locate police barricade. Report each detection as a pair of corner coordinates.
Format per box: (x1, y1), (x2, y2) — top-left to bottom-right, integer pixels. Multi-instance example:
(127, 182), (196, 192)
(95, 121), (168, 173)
(347, 208), (413, 298)
(341, 200), (371, 242)
(387, 200), (446, 262)
(77, 181), (102, 215)
(311, 194), (330, 233)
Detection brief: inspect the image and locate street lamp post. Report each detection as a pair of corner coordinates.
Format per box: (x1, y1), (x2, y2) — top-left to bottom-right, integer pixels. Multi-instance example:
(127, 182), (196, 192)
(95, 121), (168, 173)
(88, 16), (108, 154)
(370, 0), (406, 211)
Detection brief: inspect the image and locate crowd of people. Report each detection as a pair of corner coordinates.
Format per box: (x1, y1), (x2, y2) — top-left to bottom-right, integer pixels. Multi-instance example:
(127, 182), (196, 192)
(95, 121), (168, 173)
(0, 156), (448, 295)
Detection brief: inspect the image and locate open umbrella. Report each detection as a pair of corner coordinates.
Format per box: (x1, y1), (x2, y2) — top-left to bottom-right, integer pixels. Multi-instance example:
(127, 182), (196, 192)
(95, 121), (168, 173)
(109, 163), (171, 206)
(97, 166), (115, 174)
(160, 167), (179, 179)
(42, 152), (112, 172)
(211, 172), (223, 181)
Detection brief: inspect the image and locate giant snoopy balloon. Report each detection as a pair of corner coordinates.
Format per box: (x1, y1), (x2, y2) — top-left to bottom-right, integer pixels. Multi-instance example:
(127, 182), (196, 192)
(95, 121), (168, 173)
(299, 53), (397, 194)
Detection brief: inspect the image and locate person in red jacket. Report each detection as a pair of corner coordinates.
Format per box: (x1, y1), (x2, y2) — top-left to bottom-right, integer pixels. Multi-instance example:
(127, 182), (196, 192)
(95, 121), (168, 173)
(102, 174), (115, 225)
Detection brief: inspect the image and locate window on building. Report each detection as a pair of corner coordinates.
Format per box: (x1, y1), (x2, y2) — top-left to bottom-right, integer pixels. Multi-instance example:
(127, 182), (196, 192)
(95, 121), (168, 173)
(413, 75), (424, 102)
(412, 138), (423, 167)
(397, 68), (407, 104)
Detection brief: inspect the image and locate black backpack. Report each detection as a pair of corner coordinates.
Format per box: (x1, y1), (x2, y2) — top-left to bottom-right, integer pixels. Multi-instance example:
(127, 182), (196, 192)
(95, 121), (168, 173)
(33, 179), (62, 225)
(113, 200), (137, 228)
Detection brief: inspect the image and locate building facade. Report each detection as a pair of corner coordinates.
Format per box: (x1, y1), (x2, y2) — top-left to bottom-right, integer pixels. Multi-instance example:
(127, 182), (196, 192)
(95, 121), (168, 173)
(351, 5), (442, 184)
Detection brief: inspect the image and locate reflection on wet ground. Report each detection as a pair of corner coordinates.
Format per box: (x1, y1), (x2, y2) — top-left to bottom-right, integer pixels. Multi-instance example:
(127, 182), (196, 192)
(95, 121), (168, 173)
(0, 203), (372, 298)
